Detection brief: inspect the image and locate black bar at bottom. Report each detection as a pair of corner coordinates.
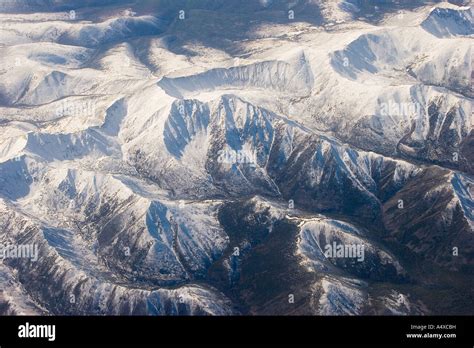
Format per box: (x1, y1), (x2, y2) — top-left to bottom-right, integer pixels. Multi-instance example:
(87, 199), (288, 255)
(0, 315), (472, 346)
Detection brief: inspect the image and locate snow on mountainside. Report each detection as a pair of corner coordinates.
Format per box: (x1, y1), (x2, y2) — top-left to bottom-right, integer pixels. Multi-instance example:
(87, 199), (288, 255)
(0, 0), (129, 12)
(421, 5), (474, 37)
(0, 1), (473, 315)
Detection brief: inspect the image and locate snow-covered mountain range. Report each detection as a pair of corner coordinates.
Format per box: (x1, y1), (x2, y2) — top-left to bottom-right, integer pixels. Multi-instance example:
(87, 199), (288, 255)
(0, 0), (472, 315)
